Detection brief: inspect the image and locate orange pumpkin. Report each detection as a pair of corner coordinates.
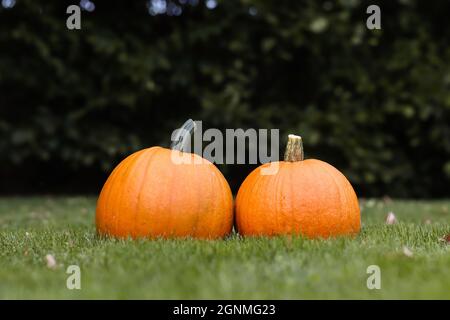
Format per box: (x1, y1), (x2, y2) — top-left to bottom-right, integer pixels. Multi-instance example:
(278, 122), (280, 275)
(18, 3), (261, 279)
(96, 121), (233, 239)
(235, 134), (360, 238)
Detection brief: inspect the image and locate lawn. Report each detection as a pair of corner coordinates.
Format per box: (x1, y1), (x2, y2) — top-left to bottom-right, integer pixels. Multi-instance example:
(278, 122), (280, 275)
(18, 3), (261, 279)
(0, 197), (449, 299)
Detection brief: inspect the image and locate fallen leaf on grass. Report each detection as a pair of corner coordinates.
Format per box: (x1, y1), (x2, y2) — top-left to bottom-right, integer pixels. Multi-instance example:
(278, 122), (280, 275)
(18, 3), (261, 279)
(438, 234), (450, 244)
(402, 246), (413, 257)
(386, 212), (397, 225)
(45, 254), (57, 269)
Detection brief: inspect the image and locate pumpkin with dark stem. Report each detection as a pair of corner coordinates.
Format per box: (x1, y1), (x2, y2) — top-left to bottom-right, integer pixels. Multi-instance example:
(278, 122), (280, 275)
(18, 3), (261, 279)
(96, 120), (233, 239)
(235, 134), (360, 238)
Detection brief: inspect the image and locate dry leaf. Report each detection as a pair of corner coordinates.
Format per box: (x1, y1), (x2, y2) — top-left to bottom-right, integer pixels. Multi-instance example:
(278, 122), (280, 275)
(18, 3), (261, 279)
(45, 254), (57, 269)
(386, 212), (397, 225)
(438, 234), (450, 244)
(402, 246), (413, 257)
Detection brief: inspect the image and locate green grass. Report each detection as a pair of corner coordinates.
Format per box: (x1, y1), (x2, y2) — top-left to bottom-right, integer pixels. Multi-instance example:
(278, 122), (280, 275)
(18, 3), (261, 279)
(0, 197), (449, 299)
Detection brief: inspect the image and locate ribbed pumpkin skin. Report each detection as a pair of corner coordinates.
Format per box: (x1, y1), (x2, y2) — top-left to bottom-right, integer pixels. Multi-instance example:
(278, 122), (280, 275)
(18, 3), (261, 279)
(235, 159), (360, 238)
(96, 147), (233, 239)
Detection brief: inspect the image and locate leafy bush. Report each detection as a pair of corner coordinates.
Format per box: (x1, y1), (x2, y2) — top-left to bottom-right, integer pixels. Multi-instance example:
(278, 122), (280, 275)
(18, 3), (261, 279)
(0, 0), (449, 196)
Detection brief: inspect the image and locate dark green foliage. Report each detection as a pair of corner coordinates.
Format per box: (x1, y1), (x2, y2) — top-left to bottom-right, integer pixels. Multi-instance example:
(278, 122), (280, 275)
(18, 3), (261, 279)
(0, 0), (449, 196)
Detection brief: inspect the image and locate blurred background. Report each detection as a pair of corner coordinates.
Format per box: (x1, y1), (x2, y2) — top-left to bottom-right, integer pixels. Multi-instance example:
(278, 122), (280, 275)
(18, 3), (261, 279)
(0, 0), (449, 197)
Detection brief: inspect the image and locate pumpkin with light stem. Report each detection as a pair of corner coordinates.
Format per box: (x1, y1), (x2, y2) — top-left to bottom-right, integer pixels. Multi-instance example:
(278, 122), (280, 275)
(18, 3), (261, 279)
(96, 120), (233, 239)
(235, 134), (360, 238)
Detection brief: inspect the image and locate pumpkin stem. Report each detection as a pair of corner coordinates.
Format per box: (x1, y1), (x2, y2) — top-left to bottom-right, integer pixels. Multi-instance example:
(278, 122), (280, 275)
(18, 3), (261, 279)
(284, 134), (304, 162)
(171, 119), (197, 151)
